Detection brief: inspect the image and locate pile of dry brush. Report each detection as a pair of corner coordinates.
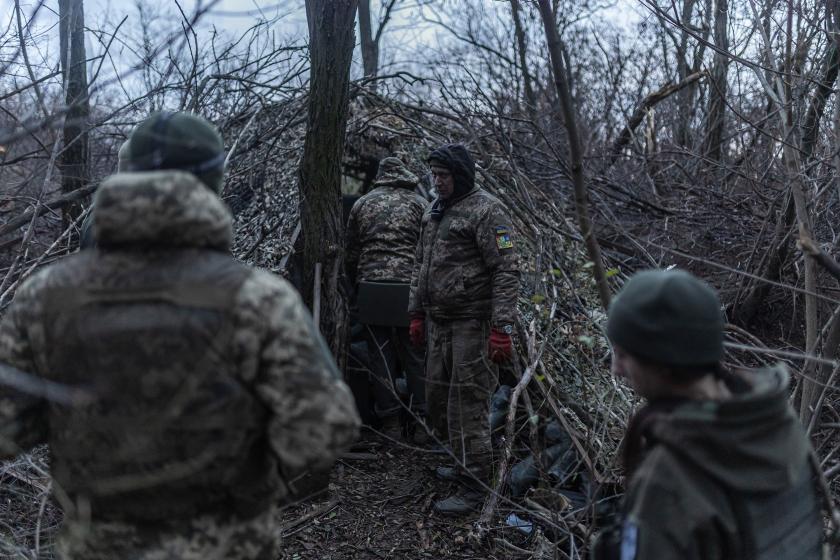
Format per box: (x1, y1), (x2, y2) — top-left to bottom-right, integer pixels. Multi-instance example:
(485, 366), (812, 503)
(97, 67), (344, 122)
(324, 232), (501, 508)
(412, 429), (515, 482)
(2, 80), (840, 557)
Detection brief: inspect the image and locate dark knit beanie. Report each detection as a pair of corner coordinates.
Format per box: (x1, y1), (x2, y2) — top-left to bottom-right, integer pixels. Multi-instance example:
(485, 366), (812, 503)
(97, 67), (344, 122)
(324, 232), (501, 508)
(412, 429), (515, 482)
(606, 269), (724, 367)
(128, 111), (225, 193)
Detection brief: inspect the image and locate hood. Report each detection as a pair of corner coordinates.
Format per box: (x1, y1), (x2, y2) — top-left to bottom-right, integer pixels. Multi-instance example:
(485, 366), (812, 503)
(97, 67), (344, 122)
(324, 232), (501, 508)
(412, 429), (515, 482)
(92, 170), (232, 251)
(428, 144), (475, 198)
(647, 365), (810, 493)
(373, 157), (418, 189)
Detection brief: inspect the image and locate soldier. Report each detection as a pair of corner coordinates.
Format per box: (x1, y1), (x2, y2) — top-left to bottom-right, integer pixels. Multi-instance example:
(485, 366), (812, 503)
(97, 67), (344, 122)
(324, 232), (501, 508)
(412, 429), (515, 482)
(593, 269), (823, 559)
(408, 143), (520, 515)
(346, 157), (428, 436)
(79, 138), (131, 249)
(0, 111), (360, 559)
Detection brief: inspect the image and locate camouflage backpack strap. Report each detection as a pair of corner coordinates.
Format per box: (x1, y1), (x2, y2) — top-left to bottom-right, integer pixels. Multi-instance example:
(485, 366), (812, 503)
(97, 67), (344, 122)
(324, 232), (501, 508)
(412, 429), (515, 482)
(44, 282), (242, 314)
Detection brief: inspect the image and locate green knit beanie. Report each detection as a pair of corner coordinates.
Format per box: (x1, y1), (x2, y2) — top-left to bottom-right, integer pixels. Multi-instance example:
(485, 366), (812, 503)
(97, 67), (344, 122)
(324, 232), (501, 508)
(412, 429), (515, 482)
(606, 269), (724, 367)
(128, 111), (225, 193)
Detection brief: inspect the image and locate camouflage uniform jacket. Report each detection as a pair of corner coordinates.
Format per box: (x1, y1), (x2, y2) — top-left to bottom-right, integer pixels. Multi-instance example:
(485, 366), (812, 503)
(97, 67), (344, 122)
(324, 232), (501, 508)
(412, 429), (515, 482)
(0, 171), (360, 559)
(598, 366), (823, 560)
(408, 187), (519, 326)
(346, 185), (427, 285)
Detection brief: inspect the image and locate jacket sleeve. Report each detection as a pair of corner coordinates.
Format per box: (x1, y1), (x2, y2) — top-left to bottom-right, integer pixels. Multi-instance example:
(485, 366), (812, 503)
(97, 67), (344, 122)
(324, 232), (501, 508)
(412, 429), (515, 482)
(345, 201), (361, 287)
(0, 282), (49, 459)
(407, 213), (428, 315)
(475, 201), (520, 326)
(242, 271), (360, 475)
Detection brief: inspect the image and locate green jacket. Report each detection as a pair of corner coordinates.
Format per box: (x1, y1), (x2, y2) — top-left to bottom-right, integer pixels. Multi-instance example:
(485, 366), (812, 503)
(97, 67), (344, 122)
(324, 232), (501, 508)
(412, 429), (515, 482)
(596, 365), (823, 560)
(408, 186), (520, 326)
(346, 185), (427, 285)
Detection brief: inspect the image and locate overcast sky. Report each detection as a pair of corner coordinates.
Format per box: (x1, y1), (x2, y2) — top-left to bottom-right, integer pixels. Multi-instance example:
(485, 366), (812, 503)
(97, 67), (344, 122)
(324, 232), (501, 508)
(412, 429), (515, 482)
(0, 0), (644, 105)
(1, 0), (643, 65)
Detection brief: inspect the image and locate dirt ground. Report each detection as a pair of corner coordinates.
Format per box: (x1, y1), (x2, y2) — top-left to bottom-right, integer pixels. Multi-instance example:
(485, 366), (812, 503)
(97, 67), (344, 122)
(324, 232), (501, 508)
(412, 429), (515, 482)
(276, 435), (528, 560)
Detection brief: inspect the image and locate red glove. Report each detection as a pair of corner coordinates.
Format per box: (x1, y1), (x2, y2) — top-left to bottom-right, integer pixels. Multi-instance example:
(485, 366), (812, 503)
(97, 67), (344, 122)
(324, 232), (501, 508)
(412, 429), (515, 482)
(488, 328), (513, 363)
(409, 313), (426, 347)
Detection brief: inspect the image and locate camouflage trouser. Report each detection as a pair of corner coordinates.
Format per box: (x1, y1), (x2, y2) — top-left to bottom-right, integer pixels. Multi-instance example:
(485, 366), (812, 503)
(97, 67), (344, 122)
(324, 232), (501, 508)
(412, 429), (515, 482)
(426, 318), (497, 481)
(364, 324), (426, 418)
(56, 507), (279, 560)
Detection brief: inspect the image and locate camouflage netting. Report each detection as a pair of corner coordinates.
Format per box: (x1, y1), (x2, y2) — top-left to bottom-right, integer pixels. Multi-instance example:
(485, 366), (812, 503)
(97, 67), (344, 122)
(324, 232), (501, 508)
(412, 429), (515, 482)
(0, 90), (644, 558)
(223, 91), (638, 493)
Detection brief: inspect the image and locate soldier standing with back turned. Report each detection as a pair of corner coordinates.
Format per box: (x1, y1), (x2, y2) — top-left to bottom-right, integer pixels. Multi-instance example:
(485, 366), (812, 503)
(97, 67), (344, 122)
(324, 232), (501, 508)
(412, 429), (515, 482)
(408, 143), (520, 515)
(0, 111), (360, 559)
(346, 157), (428, 437)
(592, 269), (823, 559)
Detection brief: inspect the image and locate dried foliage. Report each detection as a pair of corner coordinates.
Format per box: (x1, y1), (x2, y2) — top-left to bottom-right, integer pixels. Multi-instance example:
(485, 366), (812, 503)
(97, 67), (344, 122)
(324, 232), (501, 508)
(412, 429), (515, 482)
(3, 0), (840, 557)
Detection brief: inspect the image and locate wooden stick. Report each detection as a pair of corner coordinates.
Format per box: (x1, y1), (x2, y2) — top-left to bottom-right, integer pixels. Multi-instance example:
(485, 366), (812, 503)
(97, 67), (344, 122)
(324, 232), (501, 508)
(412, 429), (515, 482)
(279, 498), (340, 537)
(277, 222), (302, 270)
(609, 71), (708, 165)
(312, 262), (322, 328)
(0, 183), (97, 238)
(798, 229), (840, 284)
(477, 299), (557, 534)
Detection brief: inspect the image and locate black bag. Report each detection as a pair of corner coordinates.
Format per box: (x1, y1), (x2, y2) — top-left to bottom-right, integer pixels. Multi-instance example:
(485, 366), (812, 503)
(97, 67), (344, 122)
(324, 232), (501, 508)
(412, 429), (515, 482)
(356, 281), (411, 327)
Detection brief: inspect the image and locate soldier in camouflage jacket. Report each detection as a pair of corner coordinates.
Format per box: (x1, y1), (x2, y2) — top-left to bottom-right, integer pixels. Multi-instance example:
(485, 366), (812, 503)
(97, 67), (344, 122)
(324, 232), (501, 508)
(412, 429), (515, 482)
(592, 270), (823, 560)
(346, 157), (428, 431)
(408, 144), (520, 515)
(0, 112), (360, 559)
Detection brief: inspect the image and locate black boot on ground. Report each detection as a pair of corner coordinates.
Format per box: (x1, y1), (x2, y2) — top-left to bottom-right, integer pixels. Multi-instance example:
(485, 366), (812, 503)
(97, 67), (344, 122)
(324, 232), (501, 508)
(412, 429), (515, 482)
(433, 473), (487, 515)
(434, 466), (459, 481)
(433, 488), (485, 515)
(378, 414), (402, 440)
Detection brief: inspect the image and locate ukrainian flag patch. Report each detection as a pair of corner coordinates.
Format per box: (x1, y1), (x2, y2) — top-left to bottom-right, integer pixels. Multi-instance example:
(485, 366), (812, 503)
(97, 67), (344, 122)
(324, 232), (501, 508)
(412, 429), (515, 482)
(495, 226), (513, 250)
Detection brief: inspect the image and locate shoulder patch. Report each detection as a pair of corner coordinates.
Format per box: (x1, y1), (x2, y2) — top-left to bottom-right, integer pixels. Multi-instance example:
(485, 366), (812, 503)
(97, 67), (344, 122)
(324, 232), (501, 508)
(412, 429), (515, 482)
(620, 521), (638, 560)
(495, 226), (513, 250)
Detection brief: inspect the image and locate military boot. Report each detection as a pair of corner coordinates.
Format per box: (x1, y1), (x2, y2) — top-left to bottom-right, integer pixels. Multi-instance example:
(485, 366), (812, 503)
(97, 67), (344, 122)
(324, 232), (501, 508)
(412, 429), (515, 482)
(434, 466), (459, 481)
(433, 488), (485, 515)
(379, 414), (402, 440)
(433, 473), (487, 515)
(405, 412), (434, 445)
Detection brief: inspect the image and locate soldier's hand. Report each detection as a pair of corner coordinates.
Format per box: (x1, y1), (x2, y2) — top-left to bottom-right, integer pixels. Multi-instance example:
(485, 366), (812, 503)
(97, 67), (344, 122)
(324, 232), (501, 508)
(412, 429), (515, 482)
(409, 313), (426, 347)
(488, 328), (513, 363)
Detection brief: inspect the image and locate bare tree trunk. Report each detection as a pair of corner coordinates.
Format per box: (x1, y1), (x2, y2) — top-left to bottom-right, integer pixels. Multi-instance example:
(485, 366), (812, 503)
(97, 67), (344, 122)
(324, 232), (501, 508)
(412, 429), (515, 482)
(358, 0), (379, 79)
(802, 42), (840, 158)
(735, 25), (839, 329)
(510, 0), (537, 120)
(537, 0), (611, 310)
(750, 1), (821, 423)
(703, 0), (728, 163)
(58, 0), (89, 232)
(674, 0), (697, 146)
(734, 193), (794, 326)
(358, 0), (397, 87)
(301, 0), (358, 368)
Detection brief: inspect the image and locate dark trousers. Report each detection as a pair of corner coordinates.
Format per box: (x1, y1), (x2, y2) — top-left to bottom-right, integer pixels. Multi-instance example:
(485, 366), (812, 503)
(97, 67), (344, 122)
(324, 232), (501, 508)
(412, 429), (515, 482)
(363, 324), (426, 419)
(426, 318), (498, 481)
